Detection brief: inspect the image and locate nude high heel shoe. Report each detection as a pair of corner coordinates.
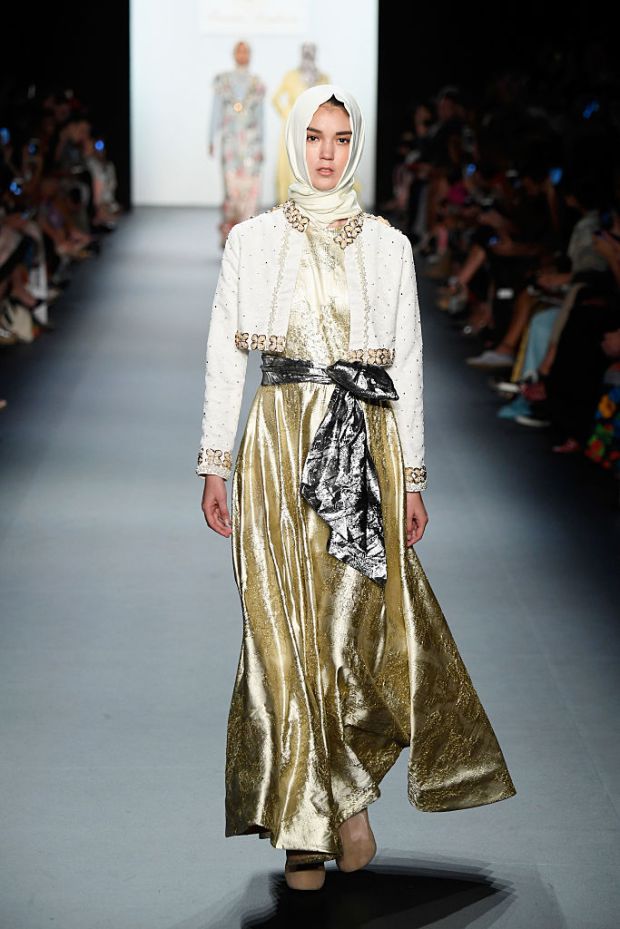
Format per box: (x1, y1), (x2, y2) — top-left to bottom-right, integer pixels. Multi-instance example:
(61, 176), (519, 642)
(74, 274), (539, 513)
(335, 807), (377, 872)
(284, 851), (326, 890)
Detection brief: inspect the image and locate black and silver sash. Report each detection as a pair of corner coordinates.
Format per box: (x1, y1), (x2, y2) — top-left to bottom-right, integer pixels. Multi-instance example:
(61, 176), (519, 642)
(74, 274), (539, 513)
(260, 353), (399, 585)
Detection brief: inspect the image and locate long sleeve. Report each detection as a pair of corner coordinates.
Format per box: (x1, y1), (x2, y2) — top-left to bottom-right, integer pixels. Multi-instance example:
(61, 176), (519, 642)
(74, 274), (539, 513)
(208, 78), (223, 149)
(256, 83), (265, 149)
(196, 226), (248, 480)
(389, 235), (428, 492)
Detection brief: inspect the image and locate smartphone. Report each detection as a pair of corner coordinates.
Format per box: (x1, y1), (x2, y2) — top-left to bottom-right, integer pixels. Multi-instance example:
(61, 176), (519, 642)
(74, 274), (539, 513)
(0, 127), (11, 146)
(549, 167), (563, 186)
(599, 208), (614, 230)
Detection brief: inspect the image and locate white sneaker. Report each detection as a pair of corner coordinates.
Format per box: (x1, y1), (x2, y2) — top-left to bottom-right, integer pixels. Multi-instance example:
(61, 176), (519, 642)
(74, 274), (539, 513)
(466, 350), (515, 369)
(488, 378), (521, 399)
(514, 414), (551, 428)
(492, 379), (520, 395)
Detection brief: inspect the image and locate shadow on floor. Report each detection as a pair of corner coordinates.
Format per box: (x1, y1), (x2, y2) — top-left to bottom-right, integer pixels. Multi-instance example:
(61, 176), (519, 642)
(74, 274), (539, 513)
(193, 854), (567, 929)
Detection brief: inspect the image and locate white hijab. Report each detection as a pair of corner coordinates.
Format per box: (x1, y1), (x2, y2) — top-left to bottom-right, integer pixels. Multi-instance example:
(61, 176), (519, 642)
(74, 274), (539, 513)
(285, 84), (365, 227)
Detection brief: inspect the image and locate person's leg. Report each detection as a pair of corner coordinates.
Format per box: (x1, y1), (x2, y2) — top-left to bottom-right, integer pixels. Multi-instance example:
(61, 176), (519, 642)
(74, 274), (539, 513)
(453, 242), (487, 287)
(234, 172), (260, 225)
(493, 289), (540, 357)
(336, 807), (377, 872)
(521, 306), (561, 381)
(466, 287), (543, 368)
(220, 170), (238, 245)
(284, 851), (327, 890)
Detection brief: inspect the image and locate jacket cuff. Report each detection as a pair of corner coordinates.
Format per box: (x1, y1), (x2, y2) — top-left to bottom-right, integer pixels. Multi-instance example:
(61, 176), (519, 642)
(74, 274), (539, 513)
(404, 464), (428, 492)
(196, 447), (233, 480)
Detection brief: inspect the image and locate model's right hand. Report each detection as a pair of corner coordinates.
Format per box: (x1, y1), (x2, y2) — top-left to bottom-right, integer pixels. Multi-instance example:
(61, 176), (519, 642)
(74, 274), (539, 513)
(202, 474), (232, 537)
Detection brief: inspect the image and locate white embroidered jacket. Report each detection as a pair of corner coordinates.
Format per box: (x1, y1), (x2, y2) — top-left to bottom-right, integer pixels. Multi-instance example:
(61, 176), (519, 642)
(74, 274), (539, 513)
(196, 201), (428, 492)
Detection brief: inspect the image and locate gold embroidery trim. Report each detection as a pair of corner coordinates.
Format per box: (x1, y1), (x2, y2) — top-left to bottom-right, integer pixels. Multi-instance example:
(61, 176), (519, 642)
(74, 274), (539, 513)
(344, 347), (395, 366)
(332, 211), (365, 249)
(404, 465), (427, 486)
(281, 199), (309, 232)
(197, 448), (233, 470)
(235, 331), (287, 353)
(234, 334), (393, 363)
(281, 200), (366, 249)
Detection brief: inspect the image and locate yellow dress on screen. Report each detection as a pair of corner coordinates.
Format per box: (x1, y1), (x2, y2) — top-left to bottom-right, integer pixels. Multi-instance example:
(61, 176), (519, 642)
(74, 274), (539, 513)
(272, 69), (331, 204)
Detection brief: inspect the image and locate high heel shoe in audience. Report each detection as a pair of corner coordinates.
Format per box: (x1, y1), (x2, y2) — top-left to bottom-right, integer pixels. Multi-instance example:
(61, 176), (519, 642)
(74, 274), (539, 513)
(284, 851), (326, 890)
(335, 807), (377, 872)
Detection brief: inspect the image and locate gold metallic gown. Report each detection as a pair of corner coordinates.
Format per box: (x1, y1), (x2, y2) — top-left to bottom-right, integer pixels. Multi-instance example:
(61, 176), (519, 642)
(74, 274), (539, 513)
(228, 222), (516, 863)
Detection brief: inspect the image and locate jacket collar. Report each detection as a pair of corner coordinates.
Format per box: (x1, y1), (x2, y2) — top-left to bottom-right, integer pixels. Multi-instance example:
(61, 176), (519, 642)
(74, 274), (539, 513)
(281, 200), (365, 250)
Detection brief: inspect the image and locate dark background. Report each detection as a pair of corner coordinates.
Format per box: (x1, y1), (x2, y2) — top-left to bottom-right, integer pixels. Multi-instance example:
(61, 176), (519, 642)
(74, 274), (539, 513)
(2, 3), (617, 209)
(375, 6), (618, 202)
(2, 3), (131, 205)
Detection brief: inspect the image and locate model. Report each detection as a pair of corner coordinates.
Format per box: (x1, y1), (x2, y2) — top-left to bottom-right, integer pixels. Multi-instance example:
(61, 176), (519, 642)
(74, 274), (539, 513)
(197, 84), (517, 892)
(208, 40), (265, 247)
(272, 42), (330, 205)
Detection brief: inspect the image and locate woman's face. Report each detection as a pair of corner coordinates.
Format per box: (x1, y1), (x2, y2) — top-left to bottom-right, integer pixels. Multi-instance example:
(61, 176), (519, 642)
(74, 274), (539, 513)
(305, 104), (352, 191)
(234, 42), (250, 67)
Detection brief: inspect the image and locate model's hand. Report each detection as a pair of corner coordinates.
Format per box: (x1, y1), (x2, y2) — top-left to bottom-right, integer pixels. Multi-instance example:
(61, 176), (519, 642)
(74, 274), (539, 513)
(202, 474), (232, 537)
(406, 491), (428, 546)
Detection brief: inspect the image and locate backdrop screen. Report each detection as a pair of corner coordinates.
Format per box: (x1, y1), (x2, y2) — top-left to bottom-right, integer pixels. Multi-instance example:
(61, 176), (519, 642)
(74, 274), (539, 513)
(130, 0), (378, 207)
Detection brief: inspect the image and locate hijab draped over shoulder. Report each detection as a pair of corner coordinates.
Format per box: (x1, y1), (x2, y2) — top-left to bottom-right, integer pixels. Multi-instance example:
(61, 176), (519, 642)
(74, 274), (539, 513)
(284, 84), (366, 228)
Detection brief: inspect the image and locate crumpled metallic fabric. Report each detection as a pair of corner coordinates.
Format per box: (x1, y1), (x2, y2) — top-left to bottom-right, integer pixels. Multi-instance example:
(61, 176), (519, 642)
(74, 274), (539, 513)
(227, 375), (517, 865)
(260, 353), (399, 584)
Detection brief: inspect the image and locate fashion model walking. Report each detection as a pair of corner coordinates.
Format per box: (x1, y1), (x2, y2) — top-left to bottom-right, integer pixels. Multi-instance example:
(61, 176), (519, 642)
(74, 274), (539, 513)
(198, 85), (516, 891)
(208, 40), (265, 247)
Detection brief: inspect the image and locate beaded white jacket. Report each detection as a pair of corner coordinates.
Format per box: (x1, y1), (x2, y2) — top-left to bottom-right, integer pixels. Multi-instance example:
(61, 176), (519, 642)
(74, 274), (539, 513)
(196, 200), (428, 492)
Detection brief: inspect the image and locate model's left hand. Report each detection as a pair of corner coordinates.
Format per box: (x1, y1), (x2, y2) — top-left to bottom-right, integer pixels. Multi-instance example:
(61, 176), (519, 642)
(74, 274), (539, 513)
(406, 492), (428, 545)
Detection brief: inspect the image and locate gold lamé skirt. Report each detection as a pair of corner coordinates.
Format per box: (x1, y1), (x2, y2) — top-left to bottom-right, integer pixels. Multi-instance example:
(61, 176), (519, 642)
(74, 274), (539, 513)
(228, 379), (516, 863)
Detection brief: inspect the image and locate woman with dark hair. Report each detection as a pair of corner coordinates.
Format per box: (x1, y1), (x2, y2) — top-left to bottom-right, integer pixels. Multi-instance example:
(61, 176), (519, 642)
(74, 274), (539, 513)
(197, 85), (516, 891)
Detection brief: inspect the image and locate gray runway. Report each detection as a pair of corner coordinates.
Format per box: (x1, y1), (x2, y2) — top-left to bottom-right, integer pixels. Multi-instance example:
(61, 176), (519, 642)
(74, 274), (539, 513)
(1, 207), (619, 929)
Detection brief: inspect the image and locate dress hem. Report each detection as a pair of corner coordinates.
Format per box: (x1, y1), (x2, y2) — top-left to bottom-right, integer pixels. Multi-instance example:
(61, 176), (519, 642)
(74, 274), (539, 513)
(225, 783), (382, 864)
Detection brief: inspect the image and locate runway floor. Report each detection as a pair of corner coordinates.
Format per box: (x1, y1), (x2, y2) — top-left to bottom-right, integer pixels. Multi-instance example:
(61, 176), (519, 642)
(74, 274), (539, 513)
(1, 207), (619, 929)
